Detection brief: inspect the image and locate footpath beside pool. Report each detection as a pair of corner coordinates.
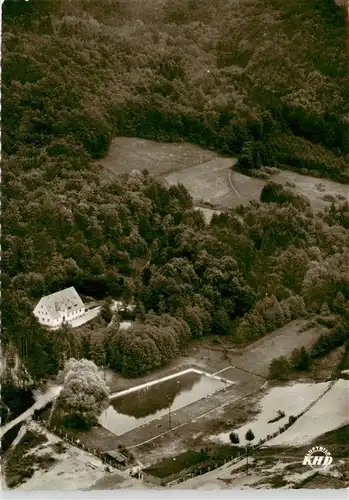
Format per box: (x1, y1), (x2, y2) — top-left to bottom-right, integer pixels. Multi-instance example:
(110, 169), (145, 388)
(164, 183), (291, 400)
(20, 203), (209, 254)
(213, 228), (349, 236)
(109, 368), (233, 399)
(99, 368), (234, 437)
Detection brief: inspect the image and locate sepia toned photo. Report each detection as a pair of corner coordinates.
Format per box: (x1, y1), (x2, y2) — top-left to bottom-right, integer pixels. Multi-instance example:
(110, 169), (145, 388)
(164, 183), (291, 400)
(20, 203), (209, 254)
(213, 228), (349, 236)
(1, 0), (348, 495)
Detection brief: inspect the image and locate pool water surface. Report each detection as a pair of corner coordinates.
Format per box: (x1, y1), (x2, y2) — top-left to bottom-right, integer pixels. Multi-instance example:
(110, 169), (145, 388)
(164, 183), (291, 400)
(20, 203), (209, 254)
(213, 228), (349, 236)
(99, 370), (230, 435)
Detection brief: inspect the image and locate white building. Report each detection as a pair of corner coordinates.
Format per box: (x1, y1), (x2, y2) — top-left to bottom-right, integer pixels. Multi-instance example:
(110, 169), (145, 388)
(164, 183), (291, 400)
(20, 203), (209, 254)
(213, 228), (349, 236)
(33, 287), (86, 329)
(119, 321), (133, 331)
(110, 300), (136, 313)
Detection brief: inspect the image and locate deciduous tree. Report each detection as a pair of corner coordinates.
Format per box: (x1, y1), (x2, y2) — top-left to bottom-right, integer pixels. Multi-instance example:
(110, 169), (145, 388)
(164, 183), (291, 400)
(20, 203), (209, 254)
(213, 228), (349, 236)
(54, 358), (109, 430)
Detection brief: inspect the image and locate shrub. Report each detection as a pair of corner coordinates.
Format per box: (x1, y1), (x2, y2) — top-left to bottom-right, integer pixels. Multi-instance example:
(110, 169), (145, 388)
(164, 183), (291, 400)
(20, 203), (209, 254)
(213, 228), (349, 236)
(229, 432), (240, 445)
(245, 429), (255, 442)
(281, 295), (307, 319)
(291, 347), (312, 371)
(260, 182), (310, 211)
(316, 315), (337, 328)
(269, 356), (291, 380)
(311, 324), (349, 359)
(250, 169), (270, 179)
(332, 292), (348, 314)
(183, 305), (211, 338)
(211, 309), (231, 336)
(338, 341), (349, 371)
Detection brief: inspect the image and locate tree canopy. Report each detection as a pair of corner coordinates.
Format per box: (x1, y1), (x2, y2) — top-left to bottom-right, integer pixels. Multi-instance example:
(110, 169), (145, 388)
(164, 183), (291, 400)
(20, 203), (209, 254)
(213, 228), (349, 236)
(54, 358), (109, 429)
(2, 0), (349, 382)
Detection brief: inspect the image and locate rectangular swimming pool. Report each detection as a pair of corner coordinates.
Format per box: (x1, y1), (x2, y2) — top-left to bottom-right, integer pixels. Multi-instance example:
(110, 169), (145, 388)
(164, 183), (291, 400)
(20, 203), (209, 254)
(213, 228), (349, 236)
(99, 369), (231, 436)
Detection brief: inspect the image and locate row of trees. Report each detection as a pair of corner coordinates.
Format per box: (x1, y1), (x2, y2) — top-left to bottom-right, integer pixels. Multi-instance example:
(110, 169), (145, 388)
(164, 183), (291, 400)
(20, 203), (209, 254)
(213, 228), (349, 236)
(105, 315), (191, 377)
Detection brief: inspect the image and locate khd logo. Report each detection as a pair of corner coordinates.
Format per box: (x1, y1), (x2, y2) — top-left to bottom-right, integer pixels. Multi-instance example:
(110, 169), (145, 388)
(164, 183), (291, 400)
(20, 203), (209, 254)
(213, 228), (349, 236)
(302, 446), (333, 469)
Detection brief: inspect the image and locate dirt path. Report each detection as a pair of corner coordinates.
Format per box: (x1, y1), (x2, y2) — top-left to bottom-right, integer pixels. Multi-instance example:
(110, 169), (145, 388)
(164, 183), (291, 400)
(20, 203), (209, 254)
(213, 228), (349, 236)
(0, 386), (61, 440)
(228, 170), (241, 198)
(98, 137), (349, 213)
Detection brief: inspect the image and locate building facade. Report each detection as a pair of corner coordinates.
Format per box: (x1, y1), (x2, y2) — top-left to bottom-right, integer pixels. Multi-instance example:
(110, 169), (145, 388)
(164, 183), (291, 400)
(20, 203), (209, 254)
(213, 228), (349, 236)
(33, 287), (86, 328)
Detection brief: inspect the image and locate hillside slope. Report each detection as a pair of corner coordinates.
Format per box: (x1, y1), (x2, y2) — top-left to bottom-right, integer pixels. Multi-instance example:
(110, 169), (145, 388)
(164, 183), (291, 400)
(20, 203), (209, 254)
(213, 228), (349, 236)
(2, 0), (349, 383)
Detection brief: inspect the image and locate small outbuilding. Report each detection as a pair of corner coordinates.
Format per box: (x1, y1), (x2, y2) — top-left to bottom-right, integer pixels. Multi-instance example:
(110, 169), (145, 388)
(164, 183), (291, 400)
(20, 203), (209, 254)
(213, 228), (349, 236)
(103, 450), (127, 467)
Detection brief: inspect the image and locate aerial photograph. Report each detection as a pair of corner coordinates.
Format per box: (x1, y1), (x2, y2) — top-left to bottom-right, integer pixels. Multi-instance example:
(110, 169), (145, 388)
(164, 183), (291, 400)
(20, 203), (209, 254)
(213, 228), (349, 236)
(1, 0), (349, 493)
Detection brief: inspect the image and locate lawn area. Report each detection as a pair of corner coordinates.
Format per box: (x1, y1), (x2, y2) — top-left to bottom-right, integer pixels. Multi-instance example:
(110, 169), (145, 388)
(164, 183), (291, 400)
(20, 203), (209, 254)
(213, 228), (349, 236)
(143, 444), (244, 481)
(35, 406), (122, 454)
(313, 425), (349, 458)
(99, 137), (349, 214)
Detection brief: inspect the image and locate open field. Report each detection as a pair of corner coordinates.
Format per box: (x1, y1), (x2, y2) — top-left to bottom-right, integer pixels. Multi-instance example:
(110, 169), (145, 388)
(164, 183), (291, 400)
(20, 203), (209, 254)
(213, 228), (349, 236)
(163, 158), (237, 206)
(97, 137), (349, 213)
(164, 164), (349, 212)
(265, 379), (349, 447)
(272, 171), (349, 212)
(96, 137), (219, 179)
(210, 382), (332, 446)
(225, 320), (327, 378)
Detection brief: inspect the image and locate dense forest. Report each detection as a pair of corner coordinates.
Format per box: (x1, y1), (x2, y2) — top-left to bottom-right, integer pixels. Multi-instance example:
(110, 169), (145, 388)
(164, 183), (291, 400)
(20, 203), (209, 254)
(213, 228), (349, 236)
(2, 0), (349, 384)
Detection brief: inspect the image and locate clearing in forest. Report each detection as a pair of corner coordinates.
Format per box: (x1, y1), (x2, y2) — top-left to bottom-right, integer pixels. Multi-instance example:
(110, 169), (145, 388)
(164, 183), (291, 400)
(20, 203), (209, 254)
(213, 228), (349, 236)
(98, 137), (348, 212)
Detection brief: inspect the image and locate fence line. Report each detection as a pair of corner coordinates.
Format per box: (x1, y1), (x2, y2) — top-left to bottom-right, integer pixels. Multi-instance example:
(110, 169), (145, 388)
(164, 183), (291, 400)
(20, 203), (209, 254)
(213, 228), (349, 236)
(166, 379), (338, 487)
(32, 377), (338, 488)
(32, 414), (120, 469)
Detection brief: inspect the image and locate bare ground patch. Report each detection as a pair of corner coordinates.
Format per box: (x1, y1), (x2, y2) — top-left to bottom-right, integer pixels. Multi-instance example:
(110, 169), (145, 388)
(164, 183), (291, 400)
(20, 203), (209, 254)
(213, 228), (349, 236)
(11, 422), (114, 491)
(96, 137), (219, 180)
(97, 137), (348, 213)
(172, 445), (348, 490)
(273, 170), (349, 212)
(226, 320), (328, 378)
(162, 158), (237, 205)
